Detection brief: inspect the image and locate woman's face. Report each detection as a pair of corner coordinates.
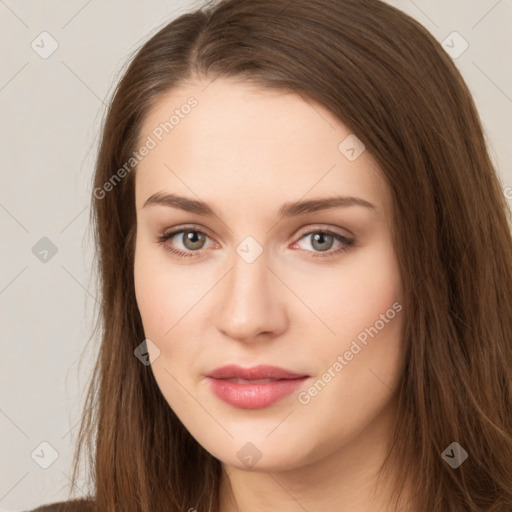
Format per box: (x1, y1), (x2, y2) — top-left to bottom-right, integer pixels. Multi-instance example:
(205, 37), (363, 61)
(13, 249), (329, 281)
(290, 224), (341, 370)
(133, 77), (405, 472)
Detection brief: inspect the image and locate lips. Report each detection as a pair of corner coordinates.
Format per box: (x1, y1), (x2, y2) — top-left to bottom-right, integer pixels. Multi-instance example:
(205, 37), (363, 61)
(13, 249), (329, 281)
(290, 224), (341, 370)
(206, 364), (308, 381)
(205, 364), (309, 409)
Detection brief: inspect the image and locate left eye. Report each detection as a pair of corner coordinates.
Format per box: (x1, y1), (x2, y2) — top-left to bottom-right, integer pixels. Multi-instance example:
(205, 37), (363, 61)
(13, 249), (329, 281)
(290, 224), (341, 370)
(156, 227), (354, 259)
(292, 230), (354, 256)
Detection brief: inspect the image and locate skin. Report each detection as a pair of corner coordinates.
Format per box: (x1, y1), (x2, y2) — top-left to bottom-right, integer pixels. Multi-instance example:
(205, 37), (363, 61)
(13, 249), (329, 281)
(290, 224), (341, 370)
(133, 77), (408, 512)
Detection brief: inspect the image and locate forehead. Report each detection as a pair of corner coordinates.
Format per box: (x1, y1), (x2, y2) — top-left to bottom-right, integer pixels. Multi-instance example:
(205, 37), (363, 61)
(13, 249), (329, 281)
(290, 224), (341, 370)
(135, 78), (390, 217)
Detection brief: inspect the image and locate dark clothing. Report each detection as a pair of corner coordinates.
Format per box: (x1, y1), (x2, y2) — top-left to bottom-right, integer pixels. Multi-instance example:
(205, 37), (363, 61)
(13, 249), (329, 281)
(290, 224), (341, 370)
(26, 500), (95, 512)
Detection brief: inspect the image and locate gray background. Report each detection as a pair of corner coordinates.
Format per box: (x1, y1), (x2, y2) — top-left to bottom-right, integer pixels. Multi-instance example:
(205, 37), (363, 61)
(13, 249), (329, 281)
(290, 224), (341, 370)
(0, 1), (511, 510)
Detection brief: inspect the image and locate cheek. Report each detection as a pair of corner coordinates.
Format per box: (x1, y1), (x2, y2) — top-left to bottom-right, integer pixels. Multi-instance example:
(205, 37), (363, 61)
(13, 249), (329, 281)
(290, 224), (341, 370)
(300, 235), (405, 404)
(133, 238), (181, 341)
(133, 240), (207, 366)
(303, 236), (403, 344)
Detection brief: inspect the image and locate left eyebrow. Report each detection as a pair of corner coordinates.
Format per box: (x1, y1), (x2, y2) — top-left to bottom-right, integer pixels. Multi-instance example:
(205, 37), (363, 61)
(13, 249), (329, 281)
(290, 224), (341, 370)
(278, 195), (377, 217)
(142, 192), (377, 217)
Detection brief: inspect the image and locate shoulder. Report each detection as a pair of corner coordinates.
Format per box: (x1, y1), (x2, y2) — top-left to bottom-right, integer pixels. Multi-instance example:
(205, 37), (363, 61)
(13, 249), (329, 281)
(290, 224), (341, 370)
(24, 499), (95, 512)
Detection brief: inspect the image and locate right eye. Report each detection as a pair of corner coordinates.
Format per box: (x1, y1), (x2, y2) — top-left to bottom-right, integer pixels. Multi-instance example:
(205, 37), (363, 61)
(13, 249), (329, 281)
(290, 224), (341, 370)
(156, 227), (217, 259)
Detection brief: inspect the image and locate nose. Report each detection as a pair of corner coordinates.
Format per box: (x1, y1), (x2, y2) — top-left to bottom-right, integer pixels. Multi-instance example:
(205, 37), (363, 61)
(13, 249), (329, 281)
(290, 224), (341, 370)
(215, 248), (288, 344)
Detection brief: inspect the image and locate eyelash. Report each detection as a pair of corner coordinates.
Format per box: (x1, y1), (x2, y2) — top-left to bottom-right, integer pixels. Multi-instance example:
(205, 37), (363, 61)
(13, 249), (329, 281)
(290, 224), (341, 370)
(156, 225), (355, 260)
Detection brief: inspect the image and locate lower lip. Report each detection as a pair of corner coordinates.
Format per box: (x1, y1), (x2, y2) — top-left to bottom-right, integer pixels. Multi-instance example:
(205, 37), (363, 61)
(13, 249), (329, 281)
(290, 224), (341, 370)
(206, 377), (308, 409)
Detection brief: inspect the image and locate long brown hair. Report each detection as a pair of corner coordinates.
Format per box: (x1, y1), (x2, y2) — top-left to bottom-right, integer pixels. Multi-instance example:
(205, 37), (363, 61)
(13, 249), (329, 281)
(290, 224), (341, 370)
(71, 0), (512, 510)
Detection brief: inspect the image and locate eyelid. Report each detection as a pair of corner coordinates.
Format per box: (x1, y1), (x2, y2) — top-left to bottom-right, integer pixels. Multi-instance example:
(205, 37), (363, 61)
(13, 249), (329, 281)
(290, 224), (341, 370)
(162, 224), (219, 251)
(157, 223), (355, 265)
(161, 223), (218, 242)
(293, 223), (353, 240)
(160, 223), (351, 246)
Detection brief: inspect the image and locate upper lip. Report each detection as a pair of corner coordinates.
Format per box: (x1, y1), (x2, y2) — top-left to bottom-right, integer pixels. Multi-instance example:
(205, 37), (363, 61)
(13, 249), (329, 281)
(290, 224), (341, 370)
(206, 364), (308, 380)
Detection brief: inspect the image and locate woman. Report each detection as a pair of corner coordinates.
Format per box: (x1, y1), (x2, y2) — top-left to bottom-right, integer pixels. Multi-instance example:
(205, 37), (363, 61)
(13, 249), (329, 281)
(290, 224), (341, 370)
(30, 0), (512, 510)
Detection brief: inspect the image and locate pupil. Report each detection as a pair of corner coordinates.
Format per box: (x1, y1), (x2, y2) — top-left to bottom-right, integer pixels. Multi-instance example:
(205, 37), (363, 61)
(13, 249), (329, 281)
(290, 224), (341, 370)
(185, 231), (204, 249)
(313, 233), (332, 251)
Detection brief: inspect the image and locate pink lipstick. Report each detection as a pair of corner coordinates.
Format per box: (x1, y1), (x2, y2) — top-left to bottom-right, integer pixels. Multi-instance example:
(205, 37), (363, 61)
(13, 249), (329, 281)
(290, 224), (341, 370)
(205, 364), (309, 409)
